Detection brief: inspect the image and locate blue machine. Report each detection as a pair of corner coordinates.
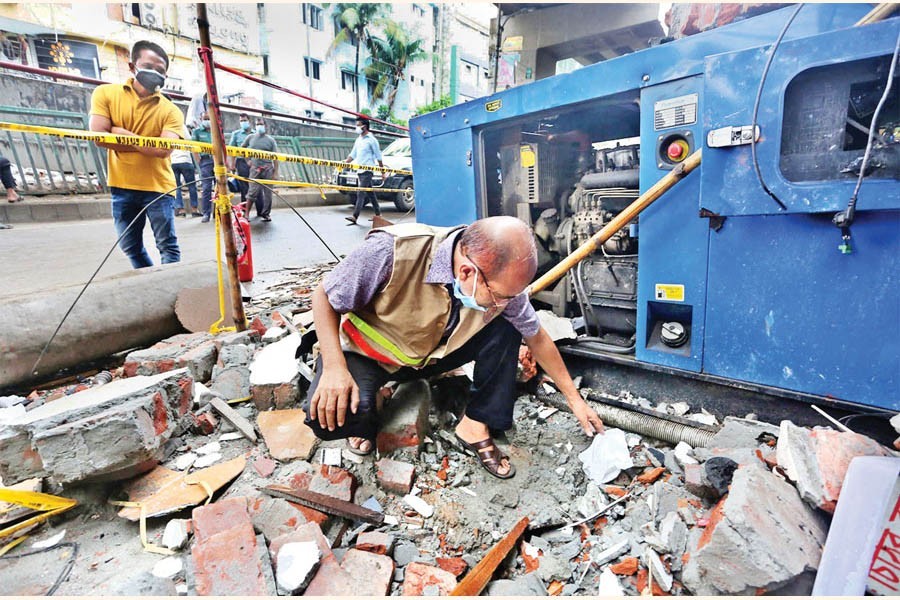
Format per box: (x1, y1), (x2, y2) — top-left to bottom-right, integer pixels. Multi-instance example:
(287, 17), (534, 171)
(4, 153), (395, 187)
(410, 5), (899, 412)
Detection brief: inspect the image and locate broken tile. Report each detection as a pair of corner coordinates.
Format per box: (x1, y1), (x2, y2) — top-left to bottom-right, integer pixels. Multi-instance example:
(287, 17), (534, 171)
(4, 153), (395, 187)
(376, 458), (416, 495)
(258, 409), (318, 461)
(401, 562), (457, 595)
(356, 531), (395, 555)
(117, 455), (246, 521)
(304, 548), (394, 596)
(253, 456), (276, 478)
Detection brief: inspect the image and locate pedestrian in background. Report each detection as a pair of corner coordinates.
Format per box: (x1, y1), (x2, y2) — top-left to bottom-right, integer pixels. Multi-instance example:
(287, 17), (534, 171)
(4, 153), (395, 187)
(1, 154), (21, 203)
(344, 116), (383, 226)
(241, 118), (278, 222)
(191, 111), (214, 223)
(170, 127), (199, 217)
(228, 113), (252, 207)
(89, 40), (183, 269)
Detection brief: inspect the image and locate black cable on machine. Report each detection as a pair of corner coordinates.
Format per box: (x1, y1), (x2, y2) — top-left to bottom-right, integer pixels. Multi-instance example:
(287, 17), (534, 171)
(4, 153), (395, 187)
(832, 28), (900, 254)
(750, 3), (804, 212)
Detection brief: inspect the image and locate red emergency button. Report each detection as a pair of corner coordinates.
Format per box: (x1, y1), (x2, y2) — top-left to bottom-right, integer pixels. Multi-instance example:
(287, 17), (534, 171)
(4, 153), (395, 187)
(667, 140), (689, 161)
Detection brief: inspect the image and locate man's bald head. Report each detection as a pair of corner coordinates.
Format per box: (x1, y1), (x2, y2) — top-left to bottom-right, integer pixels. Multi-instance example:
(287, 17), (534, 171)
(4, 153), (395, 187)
(459, 216), (538, 283)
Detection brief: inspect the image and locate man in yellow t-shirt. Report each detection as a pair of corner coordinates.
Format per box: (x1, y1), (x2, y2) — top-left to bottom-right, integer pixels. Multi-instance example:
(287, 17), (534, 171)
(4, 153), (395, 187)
(89, 40), (185, 269)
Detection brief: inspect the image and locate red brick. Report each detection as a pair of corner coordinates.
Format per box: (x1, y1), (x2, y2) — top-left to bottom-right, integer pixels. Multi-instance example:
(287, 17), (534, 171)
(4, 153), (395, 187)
(356, 531), (394, 555)
(250, 316), (268, 336)
(636, 568), (670, 596)
(611, 556), (639, 576)
(192, 497), (251, 543)
(304, 549), (393, 596)
(192, 521), (269, 595)
(271, 311), (287, 327)
(377, 424), (421, 455)
(176, 376), (193, 415)
(247, 496), (313, 542)
(435, 556), (467, 577)
(401, 562), (457, 595)
(193, 412), (218, 435)
(375, 458), (416, 495)
(152, 391), (168, 435)
(636, 466), (666, 485)
(605, 485), (627, 498)
(289, 465), (356, 502)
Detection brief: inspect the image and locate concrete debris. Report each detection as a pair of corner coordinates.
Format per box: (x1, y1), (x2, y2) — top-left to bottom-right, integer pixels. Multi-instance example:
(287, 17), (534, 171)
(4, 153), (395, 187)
(681, 466), (827, 595)
(776, 419), (890, 513)
(195, 441), (220, 456)
(710, 415), (780, 449)
(0, 369), (193, 485)
(376, 457), (416, 495)
(402, 562), (458, 595)
(275, 541), (320, 593)
(193, 453), (221, 469)
(673, 441), (699, 466)
(219, 432), (243, 442)
(124, 332), (218, 382)
(173, 452), (197, 471)
(403, 494), (434, 518)
(162, 518), (191, 550)
(151, 556), (184, 579)
(262, 326), (289, 343)
(208, 397), (257, 442)
(485, 572), (548, 596)
(0, 395), (27, 408)
(376, 379), (431, 457)
(578, 428), (633, 484)
(597, 566), (624, 596)
(248, 332), (302, 410)
(646, 548), (673, 592)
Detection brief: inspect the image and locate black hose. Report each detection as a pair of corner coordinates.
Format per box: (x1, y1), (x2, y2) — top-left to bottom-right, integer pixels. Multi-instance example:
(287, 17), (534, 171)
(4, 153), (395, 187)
(750, 3), (803, 211)
(0, 541), (79, 596)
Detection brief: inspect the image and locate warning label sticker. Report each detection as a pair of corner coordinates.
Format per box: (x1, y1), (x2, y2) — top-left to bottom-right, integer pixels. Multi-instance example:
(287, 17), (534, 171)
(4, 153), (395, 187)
(655, 284), (685, 302)
(654, 93), (698, 130)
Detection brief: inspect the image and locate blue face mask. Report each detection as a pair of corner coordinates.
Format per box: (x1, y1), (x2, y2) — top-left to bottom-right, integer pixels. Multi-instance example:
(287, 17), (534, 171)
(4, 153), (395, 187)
(240, 121), (250, 131)
(255, 125), (266, 134)
(201, 119), (211, 129)
(452, 274), (486, 312)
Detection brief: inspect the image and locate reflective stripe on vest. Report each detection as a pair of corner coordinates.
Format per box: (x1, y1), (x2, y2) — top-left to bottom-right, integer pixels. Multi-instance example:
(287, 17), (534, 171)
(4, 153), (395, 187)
(341, 319), (398, 366)
(344, 312), (423, 367)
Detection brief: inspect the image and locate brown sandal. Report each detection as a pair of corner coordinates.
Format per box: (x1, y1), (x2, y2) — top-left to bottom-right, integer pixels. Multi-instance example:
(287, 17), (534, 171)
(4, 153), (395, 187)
(455, 434), (516, 479)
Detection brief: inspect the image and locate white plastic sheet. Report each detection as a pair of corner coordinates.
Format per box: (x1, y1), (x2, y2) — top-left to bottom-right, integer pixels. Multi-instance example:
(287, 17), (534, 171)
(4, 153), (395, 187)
(578, 428), (633, 484)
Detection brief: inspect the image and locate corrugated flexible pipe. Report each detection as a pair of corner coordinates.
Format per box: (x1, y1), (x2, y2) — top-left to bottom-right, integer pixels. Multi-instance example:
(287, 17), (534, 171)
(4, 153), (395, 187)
(538, 391), (716, 448)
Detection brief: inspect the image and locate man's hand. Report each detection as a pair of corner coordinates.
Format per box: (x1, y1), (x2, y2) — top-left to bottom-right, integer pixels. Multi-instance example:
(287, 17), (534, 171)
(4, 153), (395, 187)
(569, 396), (605, 437)
(308, 365), (360, 431)
(110, 126), (135, 136)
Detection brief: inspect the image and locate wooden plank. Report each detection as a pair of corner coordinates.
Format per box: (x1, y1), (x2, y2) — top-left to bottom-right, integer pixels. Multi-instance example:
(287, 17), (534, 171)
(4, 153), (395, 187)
(209, 397), (258, 442)
(450, 517), (529, 596)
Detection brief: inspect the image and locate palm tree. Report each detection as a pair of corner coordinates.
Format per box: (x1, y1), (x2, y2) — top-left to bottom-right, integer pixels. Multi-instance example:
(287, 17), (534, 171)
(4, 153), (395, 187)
(327, 3), (386, 112)
(363, 20), (428, 114)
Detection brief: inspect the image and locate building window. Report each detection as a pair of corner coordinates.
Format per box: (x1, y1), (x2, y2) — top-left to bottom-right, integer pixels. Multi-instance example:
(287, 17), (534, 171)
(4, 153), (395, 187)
(302, 4), (324, 31)
(412, 4), (426, 18)
(304, 57), (321, 80)
(420, 79), (425, 87)
(304, 109), (324, 119)
(341, 70), (357, 92)
(410, 75), (415, 83)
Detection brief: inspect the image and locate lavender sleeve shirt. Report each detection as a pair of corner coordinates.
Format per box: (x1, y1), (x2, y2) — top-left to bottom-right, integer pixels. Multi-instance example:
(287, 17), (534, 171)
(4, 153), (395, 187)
(323, 230), (541, 339)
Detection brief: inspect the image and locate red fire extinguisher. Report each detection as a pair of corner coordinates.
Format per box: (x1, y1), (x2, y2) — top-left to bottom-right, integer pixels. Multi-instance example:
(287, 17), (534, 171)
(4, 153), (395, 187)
(231, 204), (254, 282)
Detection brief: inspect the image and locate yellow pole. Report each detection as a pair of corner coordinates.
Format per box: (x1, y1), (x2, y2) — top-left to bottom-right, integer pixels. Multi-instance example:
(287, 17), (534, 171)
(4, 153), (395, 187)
(528, 149), (702, 296)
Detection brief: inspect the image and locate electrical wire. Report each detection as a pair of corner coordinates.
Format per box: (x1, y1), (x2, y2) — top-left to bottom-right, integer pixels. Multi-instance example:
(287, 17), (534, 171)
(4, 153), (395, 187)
(0, 541), (79, 596)
(750, 3), (804, 211)
(28, 176), (216, 377)
(840, 28), (900, 224)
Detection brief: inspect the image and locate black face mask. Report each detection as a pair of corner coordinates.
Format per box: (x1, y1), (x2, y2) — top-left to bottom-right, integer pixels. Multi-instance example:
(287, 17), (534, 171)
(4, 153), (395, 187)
(134, 68), (166, 93)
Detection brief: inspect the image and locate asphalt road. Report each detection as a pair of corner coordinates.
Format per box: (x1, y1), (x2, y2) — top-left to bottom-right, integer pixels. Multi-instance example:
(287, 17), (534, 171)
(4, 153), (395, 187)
(0, 204), (415, 297)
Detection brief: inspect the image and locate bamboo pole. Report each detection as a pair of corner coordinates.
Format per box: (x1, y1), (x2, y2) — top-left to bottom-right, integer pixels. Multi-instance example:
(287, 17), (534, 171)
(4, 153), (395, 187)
(450, 516), (529, 596)
(196, 4), (247, 331)
(528, 149), (702, 296)
(857, 3), (899, 25)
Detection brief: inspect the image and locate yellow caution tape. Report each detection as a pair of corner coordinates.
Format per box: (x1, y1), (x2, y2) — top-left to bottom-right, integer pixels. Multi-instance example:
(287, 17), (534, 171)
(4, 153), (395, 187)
(184, 479), (214, 505)
(0, 535), (28, 557)
(0, 121), (412, 176)
(107, 500), (175, 556)
(226, 395), (252, 405)
(232, 174), (409, 195)
(0, 489), (77, 541)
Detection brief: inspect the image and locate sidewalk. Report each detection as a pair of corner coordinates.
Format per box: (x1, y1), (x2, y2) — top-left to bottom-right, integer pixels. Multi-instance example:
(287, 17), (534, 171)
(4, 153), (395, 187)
(0, 188), (348, 224)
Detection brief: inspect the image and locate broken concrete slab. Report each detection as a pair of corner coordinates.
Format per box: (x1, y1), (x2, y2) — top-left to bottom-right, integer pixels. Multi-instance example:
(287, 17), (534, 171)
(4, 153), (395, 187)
(117, 455), (246, 521)
(645, 548), (673, 592)
(249, 332), (302, 410)
(681, 465), (827, 595)
(402, 562), (457, 595)
(191, 498), (274, 595)
(124, 332), (218, 382)
(709, 416), (779, 449)
(376, 457), (416, 495)
(485, 572), (548, 596)
(0, 370), (193, 485)
(376, 380), (431, 457)
(247, 496), (318, 542)
(208, 397), (257, 442)
(257, 409), (318, 461)
(776, 420), (891, 513)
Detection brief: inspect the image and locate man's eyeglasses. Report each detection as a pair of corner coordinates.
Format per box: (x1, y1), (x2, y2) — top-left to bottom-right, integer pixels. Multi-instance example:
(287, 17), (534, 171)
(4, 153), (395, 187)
(464, 253), (516, 309)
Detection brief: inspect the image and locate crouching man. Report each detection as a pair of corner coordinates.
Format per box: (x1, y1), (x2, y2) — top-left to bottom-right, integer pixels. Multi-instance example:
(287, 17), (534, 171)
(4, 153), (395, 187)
(303, 216), (604, 478)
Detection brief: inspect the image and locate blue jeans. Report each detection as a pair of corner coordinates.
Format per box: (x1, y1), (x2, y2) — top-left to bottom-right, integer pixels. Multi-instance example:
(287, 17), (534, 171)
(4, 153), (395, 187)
(110, 187), (181, 269)
(199, 156), (215, 217)
(172, 162), (198, 212)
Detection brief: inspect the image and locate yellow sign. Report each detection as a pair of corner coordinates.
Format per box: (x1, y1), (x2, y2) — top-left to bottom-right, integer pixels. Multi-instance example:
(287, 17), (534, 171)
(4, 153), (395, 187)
(502, 35), (524, 52)
(655, 284), (685, 302)
(485, 99), (502, 113)
(520, 145), (535, 168)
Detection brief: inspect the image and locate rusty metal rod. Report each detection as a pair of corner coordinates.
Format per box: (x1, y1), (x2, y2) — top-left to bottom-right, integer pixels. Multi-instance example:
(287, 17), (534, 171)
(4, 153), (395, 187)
(196, 5), (246, 331)
(528, 150), (702, 296)
(262, 485), (384, 525)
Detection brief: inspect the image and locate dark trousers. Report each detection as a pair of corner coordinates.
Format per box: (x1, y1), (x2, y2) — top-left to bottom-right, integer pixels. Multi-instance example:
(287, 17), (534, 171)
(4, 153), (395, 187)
(247, 163), (274, 218)
(199, 156), (215, 217)
(303, 317), (522, 442)
(353, 171), (381, 219)
(234, 158), (250, 204)
(0, 157), (16, 190)
(172, 162), (198, 211)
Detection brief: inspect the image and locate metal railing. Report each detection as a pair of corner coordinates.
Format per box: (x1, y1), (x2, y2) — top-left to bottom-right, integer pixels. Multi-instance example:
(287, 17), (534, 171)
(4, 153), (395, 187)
(0, 106), (107, 195)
